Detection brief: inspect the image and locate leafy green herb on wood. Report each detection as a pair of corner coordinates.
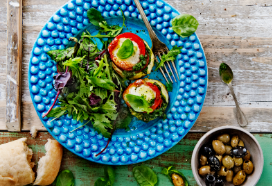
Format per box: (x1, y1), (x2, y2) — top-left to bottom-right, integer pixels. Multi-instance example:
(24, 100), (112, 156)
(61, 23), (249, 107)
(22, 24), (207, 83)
(133, 165), (157, 186)
(155, 46), (182, 71)
(55, 170), (75, 186)
(94, 166), (115, 186)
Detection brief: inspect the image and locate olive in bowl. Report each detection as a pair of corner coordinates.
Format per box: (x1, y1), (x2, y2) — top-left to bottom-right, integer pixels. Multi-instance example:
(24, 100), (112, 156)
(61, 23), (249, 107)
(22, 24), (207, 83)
(191, 126), (263, 186)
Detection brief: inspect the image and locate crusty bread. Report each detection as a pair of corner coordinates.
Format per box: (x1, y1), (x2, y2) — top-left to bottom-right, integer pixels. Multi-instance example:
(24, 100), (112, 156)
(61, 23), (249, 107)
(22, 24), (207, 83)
(34, 139), (63, 185)
(0, 138), (35, 186)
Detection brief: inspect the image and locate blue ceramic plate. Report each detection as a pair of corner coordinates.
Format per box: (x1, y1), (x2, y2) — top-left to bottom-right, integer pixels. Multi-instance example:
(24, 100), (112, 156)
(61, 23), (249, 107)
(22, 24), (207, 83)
(28, 0), (207, 165)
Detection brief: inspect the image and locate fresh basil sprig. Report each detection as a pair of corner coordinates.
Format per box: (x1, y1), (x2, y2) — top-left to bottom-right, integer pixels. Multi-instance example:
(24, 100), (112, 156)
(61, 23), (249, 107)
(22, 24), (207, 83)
(155, 46), (182, 71)
(133, 165), (158, 186)
(171, 14), (199, 38)
(161, 166), (189, 186)
(125, 94), (153, 113)
(95, 166), (115, 186)
(117, 39), (134, 59)
(55, 170), (75, 186)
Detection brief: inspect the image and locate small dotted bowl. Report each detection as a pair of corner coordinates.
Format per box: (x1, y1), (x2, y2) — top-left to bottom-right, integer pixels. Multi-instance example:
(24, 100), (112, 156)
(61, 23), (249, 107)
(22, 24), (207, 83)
(191, 126), (264, 186)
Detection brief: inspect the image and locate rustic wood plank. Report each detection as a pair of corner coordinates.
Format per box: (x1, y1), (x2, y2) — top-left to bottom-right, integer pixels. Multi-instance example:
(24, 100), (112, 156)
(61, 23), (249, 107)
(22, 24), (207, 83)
(0, 0), (272, 131)
(6, 0), (22, 131)
(0, 132), (271, 186)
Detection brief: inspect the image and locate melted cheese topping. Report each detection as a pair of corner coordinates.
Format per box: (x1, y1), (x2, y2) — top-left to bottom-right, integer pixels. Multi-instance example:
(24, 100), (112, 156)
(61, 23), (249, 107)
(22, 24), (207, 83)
(112, 38), (141, 68)
(128, 84), (156, 101)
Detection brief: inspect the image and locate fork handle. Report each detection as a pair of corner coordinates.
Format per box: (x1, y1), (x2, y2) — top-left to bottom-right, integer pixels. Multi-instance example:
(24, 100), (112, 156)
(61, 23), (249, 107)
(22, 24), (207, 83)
(132, 0), (158, 40)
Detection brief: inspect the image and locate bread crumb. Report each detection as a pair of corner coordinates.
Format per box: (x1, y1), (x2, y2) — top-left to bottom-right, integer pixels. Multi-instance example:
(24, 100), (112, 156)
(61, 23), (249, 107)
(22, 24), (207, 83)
(30, 126), (38, 138)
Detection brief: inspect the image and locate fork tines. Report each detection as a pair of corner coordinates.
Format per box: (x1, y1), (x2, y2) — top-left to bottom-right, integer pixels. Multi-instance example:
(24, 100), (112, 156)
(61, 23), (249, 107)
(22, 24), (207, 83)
(155, 52), (180, 84)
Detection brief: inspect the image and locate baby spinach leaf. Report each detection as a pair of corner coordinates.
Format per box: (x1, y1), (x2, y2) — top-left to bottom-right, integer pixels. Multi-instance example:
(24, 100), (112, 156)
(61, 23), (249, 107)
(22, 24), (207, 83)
(171, 14), (199, 38)
(117, 39), (134, 59)
(161, 166), (189, 186)
(133, 165), (157, 186)
(87, 8), (105, 27)
(125, 94), (153, 113)
(94, 166), (115, 186)
(55, 170), (75, 186)
(155, 46), (182, 71)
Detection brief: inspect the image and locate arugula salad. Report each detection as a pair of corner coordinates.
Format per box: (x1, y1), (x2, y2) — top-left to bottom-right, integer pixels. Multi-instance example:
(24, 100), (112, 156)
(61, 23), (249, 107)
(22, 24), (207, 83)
(43, 6), (199, 144)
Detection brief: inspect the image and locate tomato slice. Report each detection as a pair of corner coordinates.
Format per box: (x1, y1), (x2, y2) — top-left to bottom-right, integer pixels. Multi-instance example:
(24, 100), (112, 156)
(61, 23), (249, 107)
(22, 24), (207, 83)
(123, 80), (162, 112)
(145, 82), (161, 111)
(108, 32), (146, 71)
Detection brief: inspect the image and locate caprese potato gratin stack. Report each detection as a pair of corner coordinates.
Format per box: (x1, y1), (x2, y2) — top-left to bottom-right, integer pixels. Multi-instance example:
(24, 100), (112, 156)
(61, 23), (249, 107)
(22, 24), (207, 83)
(108, 33), (169, 122)
(108, 32), (154, 80)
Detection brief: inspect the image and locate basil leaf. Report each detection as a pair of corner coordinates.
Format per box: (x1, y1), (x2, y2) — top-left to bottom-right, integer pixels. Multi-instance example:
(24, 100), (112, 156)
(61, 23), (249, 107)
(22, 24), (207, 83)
(56, 170), (75, 186)
(133, 165), (157, 186)
(155, 46), (182, 71)
(117, 39), (134, 59)
(171, 14), (199, 38)
(94, 166), (115, 186)
(105, 166), (115, 185)
(125, 94), (153, 113)
(87, 8), (105, 27)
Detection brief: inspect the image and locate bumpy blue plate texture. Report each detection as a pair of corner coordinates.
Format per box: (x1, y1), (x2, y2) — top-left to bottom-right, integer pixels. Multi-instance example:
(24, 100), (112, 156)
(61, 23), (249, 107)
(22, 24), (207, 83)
(28, 0), (207, 165)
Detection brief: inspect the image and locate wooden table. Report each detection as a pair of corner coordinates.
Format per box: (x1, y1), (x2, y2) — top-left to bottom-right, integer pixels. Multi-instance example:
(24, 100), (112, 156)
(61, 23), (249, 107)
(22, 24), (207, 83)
(1, 0), (272, 185)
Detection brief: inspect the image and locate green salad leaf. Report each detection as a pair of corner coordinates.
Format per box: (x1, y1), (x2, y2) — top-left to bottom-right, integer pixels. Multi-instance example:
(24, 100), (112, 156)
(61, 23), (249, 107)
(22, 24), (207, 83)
(133, 165), (158, 186)
(161, 166), (189, 186)
(117, 39), (134, 59)
(45, 8), (129, 139)
(87, 8), (105, 27)
(95, 166), (115, 186)
(55, 170), (75, 186)
(155, 46), (182, 71)
(125, 94), (153, 113)
(86, 7), (126, 38)
(171, 14), (199, 38)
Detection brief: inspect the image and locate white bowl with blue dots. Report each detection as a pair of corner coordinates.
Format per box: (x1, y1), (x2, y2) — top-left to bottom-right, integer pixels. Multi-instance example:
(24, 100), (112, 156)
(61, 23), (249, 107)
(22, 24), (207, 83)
(28, 0), (208, 165)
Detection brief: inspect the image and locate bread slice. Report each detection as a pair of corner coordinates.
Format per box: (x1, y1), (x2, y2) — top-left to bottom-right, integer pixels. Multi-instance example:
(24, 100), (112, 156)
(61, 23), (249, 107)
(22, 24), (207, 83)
(0, 138), (35, 186)
(34, 139), (63, 185)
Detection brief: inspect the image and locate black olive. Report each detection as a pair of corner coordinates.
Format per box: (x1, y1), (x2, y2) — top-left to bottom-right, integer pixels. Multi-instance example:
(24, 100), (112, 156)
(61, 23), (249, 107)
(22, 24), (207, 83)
(214, 177), (224, 186)
(231, 146), (247, 158)
(208, 155), (221, 171)
(205, 174), (215, 186)
(200, 144), (215, 157)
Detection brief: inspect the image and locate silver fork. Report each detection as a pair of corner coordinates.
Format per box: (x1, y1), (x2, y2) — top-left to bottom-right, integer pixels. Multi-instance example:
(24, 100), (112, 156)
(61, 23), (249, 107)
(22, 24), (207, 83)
(133, 0), (180, 83)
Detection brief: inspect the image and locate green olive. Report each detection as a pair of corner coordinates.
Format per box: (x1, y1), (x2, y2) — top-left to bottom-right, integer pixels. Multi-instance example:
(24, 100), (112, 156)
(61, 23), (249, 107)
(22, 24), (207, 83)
(225, 145), (232, 155)
(226, 170), (234, 183)
(172, 173), (184, 186)
(243, 150), (251, 161)
(233, 157), (243, 167)
(199, 166), (211, 176)
(217, 166), (228, 176)
(231, 136), (239, 148)
(233, 166), (242, 174)
(217, 134), (230, 144)
(212, 140), (226, 155)
(222, 155), (234, 169)
(243, 160), (254, 174)
(200, 155), (208, 166)
(238, 139), (244, 147)
(215, 155), (222, 163)
(233, 170), (246, 185)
